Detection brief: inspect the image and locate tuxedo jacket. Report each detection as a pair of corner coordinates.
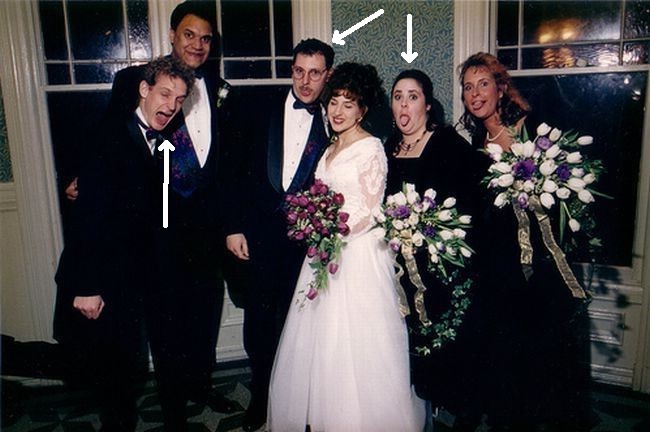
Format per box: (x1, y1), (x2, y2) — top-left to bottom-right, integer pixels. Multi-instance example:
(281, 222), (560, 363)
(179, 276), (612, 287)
(109, 62), (233, 286)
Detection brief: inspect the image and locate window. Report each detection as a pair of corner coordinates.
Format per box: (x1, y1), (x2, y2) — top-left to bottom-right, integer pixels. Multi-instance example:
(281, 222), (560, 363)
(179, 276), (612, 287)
(493, 0), (650, 268)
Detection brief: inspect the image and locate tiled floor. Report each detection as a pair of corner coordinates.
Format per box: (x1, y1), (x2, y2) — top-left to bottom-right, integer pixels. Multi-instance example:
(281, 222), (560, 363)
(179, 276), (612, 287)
(2, 366), (650, 431)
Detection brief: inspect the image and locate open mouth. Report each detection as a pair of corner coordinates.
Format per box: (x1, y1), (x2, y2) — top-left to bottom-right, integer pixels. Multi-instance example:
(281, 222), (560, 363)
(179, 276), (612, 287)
(399, 114), (410, 127)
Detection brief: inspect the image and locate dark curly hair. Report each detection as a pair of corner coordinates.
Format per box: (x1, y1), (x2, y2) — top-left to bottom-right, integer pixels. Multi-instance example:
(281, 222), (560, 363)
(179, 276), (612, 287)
(458, 52), (530, 137)
(293, 39), (335, 69)
(326, 62), (384, 118)
(143, 56), (195, 94)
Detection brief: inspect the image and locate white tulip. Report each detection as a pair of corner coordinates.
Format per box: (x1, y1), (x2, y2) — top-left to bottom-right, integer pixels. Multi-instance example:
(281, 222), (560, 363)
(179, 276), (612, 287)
(412, 232), (425, 247)
(405, 183), (416, 193)
(571, 168), (585, 177)
(539, 160), (557, 176)
(460, 247), (472, 258)
(578, 189), (595, 203)
(569, 218), (581, 232)
(453, 228), (467, 239)
(523, 180), (535, 192)
(583, 173), (596, 184)
(459, 215), (472, 224)
(440, 230), (454, 241)
(393, 192), (407, 205)
(491, 162), (512, 174)
(556, 187), (571, 200)
(486, 143), (503, 161)
(494, 192), (508, 208)
(438, 210), (453, 221)
(430, 252), (439, 263)
(447, 247), (457, 256)
(428, 244), (437, 255)
(443, 197), (457, 208)
(567, 177), (586, 192)
(386, 195), (395, 205)
(424, 188), (436, 201)
(545, 144), (561, 159)
(497, 174), (515, 187)
(577, 136), (593, 145)
(436, 241), (445, 251)
(510, 142), (524, 156)
(374, 211), (386, 223)
(542, 179), (558, 193)
(537, 122), (551, 136)
(408, 213), (419, 226)
(406, 190), (419, 204)
(566, 152), (583, 164)
(549, 128), (562, 142)
(540, 192), (555, 209)
(523, 141), (536, 157)
(392, 220), (404, 230)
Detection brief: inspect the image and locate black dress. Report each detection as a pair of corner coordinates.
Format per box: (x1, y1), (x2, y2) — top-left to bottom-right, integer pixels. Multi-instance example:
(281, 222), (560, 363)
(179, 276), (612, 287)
(385, 125), (483, 423)
(470, 130), (591, 430)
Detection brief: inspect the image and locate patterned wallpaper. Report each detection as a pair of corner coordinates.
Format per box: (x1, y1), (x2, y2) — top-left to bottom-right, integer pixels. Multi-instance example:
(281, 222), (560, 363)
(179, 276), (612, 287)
(0, 79), (13, 183)
(331, 0), (455, 123)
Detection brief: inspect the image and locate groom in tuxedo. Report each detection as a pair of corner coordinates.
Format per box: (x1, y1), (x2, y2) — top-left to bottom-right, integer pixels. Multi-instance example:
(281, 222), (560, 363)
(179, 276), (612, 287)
(224, 38), (335, 431)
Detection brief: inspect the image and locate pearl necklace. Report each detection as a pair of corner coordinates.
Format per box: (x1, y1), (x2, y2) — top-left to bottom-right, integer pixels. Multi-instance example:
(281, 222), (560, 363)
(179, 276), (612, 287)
(486, 125), (506, 142)
(399, 130), (427, 155)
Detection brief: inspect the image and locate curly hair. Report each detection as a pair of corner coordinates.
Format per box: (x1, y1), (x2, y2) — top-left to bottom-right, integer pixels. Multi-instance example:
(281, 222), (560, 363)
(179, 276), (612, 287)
(170, 0), (217, 34)
(458, 52), (530, 136)
(326, 62), (384, 114)
(143, 56), (195, 94)
(293, 39), (335, 69)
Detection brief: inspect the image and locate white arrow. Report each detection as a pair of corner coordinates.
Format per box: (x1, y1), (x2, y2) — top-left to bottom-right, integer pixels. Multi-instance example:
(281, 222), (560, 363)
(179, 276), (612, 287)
(332, 9), (384, 46)
(158, 139), (175, 228)
(401, 14), (418, 63)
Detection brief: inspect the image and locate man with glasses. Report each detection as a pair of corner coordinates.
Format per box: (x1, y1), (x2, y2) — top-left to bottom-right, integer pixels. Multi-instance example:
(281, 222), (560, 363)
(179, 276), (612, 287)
(224, 38), (334, 432)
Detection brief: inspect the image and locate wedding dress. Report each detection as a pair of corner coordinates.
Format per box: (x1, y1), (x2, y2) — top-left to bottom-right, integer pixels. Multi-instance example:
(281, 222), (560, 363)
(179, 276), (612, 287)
(268, 136), (425, 432)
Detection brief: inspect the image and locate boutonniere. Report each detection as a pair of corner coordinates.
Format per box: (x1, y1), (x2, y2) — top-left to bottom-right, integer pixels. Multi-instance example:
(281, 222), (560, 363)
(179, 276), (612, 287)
(216, 82), (231, 108)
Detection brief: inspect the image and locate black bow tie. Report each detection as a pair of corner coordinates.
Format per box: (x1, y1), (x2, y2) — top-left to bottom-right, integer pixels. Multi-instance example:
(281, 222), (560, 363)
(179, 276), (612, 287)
(293, 96), (321, 115)
(145, 128), (161, 141)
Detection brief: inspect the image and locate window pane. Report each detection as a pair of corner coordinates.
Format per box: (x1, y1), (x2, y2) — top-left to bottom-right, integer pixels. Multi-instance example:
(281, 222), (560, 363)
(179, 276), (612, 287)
(497, 49), (518, 70)
(523, 1), (621, 45)
(623, 41), (650, 64)
(276, 59), (292, 78)
(624, 0), (650, 38)
(39, 0), (67, 60)
(513, 72), (645, 266)
(126, 0), (152, 60)
(224, 60), (271, 79)
(221, 0), (270, 57)
(47, 64), (71, 85)
(522, 44), (619, 69)
(74, 62), (127, 84)
(497, 0), (519, 46)
(273, 0), (293, 56)
(67, 0), (126, 60)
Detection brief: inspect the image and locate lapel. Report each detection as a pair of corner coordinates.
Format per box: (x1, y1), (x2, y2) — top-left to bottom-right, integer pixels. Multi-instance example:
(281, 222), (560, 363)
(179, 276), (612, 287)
(267, 95), (286, 194)
(126, 114), (158, 168)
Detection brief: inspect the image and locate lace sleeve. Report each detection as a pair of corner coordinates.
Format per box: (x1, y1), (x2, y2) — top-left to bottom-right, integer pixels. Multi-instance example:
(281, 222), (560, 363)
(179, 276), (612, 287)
(345, 149), (387, 236)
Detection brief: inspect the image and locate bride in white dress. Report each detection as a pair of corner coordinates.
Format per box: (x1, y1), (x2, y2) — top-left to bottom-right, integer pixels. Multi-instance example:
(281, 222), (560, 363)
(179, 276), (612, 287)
(268, 63), (425, 432)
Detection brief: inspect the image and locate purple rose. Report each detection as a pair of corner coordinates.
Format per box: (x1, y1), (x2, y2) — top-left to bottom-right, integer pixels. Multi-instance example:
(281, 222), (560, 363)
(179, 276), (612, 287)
(307, 203), (316, 214)
(339, 212), (350, 223)
(556, 163), (571, 182)
(293, 231), (305, 241)
(286, 211), (298, 224)
(338, 222), (350, 236)
(536, 136), (552, 150)
(394, 205), (411, 219)
(297, 196), (309, 207)
(307, 246), (318, 257)
(423, 225), (436, 238)
(319, 251), (329, 262)
(333, 193), (345, 206)
(513, 159), (537, 180)
(320, 227), (330, 236)
(328, 262), (339, 274)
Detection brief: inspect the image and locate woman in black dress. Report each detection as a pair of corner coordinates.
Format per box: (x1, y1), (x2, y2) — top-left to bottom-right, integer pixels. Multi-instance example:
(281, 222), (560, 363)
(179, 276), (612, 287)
(385, 69), (482, 431)
(459, 52), (591, 431)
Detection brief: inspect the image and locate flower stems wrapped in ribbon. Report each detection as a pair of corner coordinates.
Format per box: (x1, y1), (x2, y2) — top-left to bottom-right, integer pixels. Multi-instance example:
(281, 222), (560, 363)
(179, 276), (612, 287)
(375, 183), (474, 354)
(483, 122), (610, 298)
(285, 179), (350, 302)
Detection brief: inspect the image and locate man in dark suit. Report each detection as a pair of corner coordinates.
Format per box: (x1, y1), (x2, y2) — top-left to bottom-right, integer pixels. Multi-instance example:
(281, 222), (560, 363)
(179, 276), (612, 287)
(224, 38), (334, 432)
(106, 1), (237, 429)
(66, 56), (193, 432)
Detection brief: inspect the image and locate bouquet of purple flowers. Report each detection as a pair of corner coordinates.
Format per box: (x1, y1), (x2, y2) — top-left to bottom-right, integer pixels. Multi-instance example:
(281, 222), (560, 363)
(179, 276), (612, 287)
(285, 179), (350, 301)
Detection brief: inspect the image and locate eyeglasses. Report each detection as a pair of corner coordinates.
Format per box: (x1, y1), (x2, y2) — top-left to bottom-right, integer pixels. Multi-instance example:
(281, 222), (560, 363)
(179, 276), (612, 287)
(292, 66), (328, 81)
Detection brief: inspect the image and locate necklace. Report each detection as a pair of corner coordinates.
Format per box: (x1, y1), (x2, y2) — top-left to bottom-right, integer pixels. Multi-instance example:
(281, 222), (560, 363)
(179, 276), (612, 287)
(399, 129), (427, 155)
(487, 125), (506, 142)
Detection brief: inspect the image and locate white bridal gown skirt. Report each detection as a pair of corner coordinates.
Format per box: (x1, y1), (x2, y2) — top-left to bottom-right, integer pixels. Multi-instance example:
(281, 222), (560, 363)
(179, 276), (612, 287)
(268, 230), (426, 432)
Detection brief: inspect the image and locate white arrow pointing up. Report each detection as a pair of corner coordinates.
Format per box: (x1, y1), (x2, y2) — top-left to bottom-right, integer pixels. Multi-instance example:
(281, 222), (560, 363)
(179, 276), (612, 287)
(401, 14), (418, 63)
(332, 9), (384, 46)
(158, 139), (175, 228)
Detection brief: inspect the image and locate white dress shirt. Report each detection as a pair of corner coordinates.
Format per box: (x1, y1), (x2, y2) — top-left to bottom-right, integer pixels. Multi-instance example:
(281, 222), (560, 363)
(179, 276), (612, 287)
(135, 107), (156, 155)
(182, 77), (211, 167)
(282, 92), (327, 191)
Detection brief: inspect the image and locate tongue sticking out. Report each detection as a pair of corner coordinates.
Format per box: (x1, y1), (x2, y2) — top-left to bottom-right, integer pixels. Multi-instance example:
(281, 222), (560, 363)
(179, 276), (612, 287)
(399, 115), (410, 127)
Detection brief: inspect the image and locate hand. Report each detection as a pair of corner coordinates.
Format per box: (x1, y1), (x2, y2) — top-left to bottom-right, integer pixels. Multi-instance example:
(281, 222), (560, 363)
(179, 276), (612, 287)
(65, 177), (79, 201)
(226, 233), (250, 260)
(73, 295), (105, 320)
